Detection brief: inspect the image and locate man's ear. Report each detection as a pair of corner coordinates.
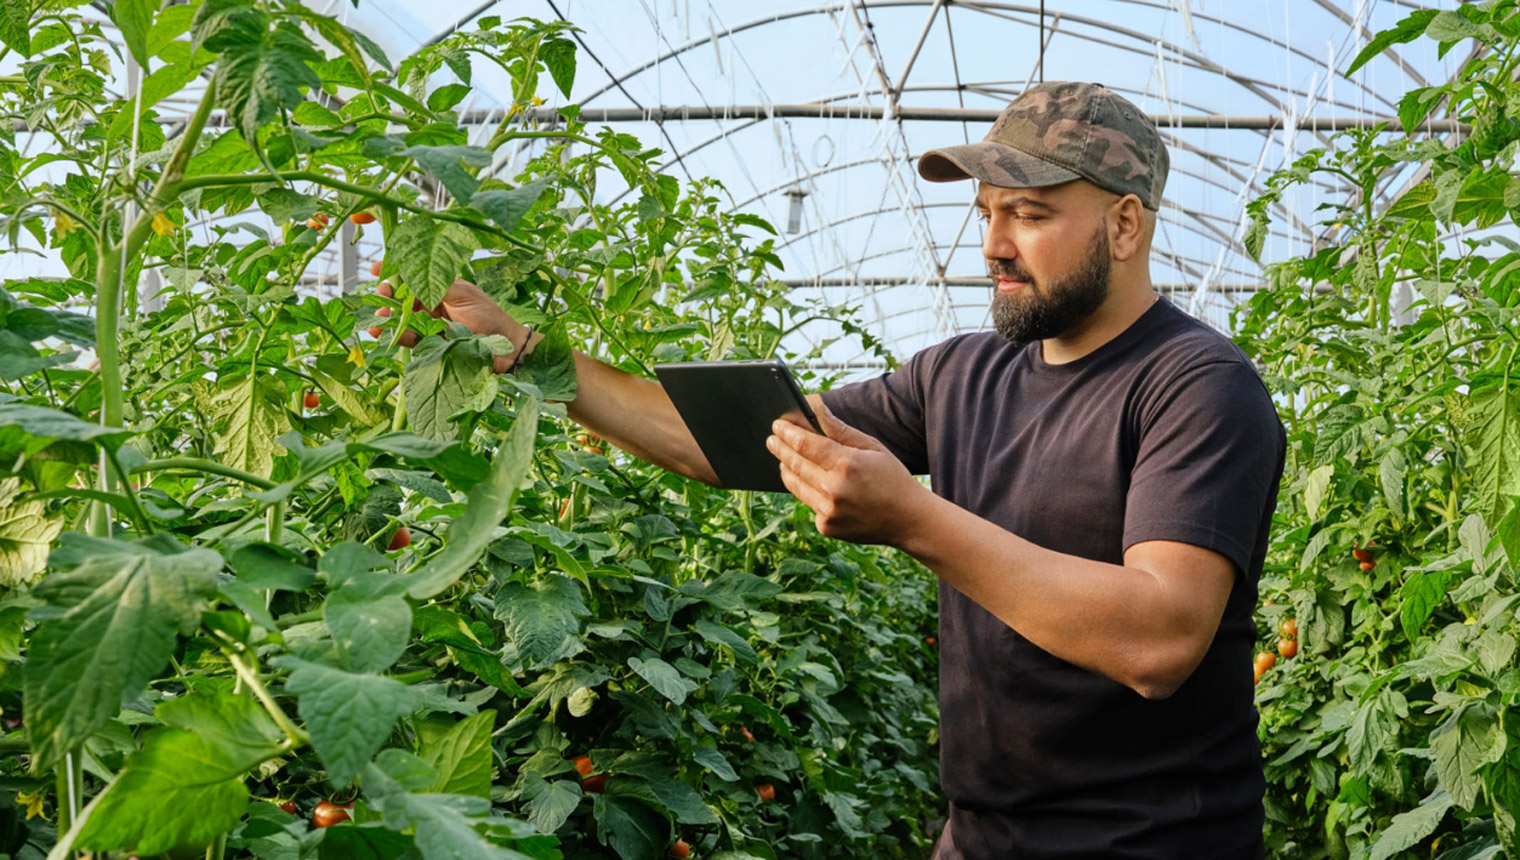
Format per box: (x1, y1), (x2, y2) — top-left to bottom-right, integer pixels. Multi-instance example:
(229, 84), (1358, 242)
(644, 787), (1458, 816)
(1108, 193), (1148, 263)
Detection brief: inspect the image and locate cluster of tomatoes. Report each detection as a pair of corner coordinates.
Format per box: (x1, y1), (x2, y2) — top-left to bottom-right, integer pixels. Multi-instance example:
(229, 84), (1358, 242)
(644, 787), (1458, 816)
(304, 210), (377, 230)
(1354, 541), (1377, 571)
(274, 798), (353, 828)
(1254, 617), (1297, 684)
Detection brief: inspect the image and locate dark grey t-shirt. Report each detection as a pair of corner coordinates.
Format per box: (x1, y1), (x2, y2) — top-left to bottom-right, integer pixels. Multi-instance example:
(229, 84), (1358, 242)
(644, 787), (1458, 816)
(820, 297), (1285, 860)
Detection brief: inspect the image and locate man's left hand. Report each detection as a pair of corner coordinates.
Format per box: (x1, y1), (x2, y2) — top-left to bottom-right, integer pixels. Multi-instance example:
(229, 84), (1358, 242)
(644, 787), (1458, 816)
(767, 403), (927, 545)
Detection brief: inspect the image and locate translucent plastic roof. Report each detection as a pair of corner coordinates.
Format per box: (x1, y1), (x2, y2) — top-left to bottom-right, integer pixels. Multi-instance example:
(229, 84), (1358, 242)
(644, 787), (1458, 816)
(10, 0), (1468, 372)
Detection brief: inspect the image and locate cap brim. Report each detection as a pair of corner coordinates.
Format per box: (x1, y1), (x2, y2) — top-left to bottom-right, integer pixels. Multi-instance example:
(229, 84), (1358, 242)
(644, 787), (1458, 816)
(917, 141), (1080, 188)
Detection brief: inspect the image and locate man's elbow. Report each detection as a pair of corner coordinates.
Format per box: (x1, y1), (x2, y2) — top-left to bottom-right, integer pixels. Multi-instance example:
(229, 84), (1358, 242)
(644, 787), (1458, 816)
(1127, 642), (1211, 701)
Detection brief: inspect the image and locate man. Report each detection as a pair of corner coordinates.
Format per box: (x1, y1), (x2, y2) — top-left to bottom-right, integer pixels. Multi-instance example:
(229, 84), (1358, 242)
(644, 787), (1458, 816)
(395, 81), (1284, 859)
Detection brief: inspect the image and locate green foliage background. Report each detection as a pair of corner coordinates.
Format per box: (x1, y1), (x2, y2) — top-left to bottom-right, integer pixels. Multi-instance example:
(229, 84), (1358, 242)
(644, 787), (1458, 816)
(1241, 2), (1520, 857)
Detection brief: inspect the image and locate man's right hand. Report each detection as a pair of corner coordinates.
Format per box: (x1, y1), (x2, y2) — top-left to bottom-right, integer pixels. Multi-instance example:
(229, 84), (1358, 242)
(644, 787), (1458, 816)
(374, 279), (536, 371)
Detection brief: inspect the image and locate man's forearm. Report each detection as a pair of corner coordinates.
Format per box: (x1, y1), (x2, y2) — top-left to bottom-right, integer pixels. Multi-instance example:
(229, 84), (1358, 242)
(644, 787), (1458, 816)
(561, 352), (719, 485)
(894, 491), (1229, 700)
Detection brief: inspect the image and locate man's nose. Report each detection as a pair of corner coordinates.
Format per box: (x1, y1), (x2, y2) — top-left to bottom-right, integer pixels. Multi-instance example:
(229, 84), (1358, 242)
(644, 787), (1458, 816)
(982, 219), (1017, 263)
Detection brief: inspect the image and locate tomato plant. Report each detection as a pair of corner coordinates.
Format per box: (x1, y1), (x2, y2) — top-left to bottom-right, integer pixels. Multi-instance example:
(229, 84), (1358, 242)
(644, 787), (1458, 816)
(0, 4), (939, 859)
(1239, 3), (1520, 856)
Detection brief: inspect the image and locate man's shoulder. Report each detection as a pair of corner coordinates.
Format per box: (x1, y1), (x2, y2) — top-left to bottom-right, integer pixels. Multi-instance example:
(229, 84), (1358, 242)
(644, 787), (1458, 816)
(910, 330), (1025, 370)
(1142, 301), (1259, 377)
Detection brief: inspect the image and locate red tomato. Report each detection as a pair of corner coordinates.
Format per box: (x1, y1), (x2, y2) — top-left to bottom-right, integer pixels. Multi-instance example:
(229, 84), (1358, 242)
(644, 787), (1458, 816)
(1279, 618), (1298, 638)
(582, 774), (608, 794)
(925, 636), (937, 645)
(741, 726), (755, 744)
(306, 213), (330, 230)
(350, 211), (377, 224)
(313, 800), (349, 828)
(1253, 651), (1276, 676)
(388, 526), (411, 551)
(1352, 548), (1373, 563)
(1278, 638), (1298, 659)
(573, 755), (593, 778)
(370, 260), (383, 277)
(1359, 560), (1375, 571)
(755, 783), (776, 802)
(303, 391), (320, 409)
(367, 325), (384, 338)
(278, 800), (296, 814)
(668, 839), (691, 858)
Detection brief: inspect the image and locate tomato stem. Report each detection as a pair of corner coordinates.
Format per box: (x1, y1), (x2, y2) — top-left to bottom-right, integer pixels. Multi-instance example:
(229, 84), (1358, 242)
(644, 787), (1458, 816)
(226, 649), (310, 748)
(134, 457), (278, 490)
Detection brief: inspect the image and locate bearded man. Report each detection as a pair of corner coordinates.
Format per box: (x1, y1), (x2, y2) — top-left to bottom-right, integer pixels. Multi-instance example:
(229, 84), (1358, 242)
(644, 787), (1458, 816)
(393, 81), (1284, 859)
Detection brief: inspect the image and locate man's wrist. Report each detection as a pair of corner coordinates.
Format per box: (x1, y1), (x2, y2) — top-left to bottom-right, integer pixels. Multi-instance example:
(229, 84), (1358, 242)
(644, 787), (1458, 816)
(889, 483), (952, 556)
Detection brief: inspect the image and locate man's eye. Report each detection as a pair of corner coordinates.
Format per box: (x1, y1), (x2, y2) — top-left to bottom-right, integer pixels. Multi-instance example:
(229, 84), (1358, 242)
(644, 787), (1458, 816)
(974, 210), (990, 223)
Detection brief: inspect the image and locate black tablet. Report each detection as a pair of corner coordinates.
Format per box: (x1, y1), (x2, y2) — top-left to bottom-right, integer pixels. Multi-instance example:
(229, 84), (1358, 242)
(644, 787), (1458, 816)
(654, 358), (822, 493)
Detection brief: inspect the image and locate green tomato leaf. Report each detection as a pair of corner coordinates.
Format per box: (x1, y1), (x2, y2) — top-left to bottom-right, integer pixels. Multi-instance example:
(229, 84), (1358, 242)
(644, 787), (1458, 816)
(1368, 788), (1452, 860)
(1431, 703), (1501, 810)
(1465, 384), (1520, 524)
(494, 574), (589, 670)
(525, 777), (581, 835)
(24, 535), (221, 768)
(229, 543), (316, 591)
(469, 179), (550, 235)
(592, 794), (667, 860)
(210, 16), (322, 147)
(203, 376), (290, 478)
(110, 0), (159, 67)
(73, 726), (263, 855)
(692, 748), (738, 782)
(325, 577), (412, 673)
(1424, 9), (1483, 42)
(279, 658), (420, 787)
(256, 187), (322, 223)
(514, 321), (577, 402)
(419, 710), (496, 798)
(0, 403), (133, 457)
(397, 145), (489, 205)
(362, 750), (538, 860)
(154, 690), (287, 767)
(541, 38), (576, 98)
(692, 619), (757, 665)
(0, 477), (65, 587)
(389, 218), (476, 310)
(405, 336), (497, 442)
(1345, 9), (1436, 75)
(0, 0), (30, 56)
(402, 398), (538, 600)
(1398, 570), (1451, 641)
(627, 656), (696, 706)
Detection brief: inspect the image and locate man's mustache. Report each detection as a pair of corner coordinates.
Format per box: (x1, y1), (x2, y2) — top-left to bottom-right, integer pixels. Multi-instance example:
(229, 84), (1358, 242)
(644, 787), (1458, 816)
(987, 260), (1033, 282)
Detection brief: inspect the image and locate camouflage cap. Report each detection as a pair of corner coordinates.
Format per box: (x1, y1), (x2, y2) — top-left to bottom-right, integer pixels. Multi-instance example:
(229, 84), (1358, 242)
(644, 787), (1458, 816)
(918, 82), (1169, 210)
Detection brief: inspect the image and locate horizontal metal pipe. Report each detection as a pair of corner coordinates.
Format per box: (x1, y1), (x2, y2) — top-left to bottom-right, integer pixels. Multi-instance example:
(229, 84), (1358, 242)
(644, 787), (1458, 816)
(14, 106), (1463, 135)
(514, 105), (1466, 132)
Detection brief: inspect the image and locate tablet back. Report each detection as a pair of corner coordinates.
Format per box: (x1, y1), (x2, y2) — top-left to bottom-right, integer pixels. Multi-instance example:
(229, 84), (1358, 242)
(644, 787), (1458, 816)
(654, 359), (819, 493)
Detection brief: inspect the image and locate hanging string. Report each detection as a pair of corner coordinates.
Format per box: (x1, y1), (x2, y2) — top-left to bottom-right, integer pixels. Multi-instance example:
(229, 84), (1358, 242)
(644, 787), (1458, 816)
(1038, 0), (1045, 83)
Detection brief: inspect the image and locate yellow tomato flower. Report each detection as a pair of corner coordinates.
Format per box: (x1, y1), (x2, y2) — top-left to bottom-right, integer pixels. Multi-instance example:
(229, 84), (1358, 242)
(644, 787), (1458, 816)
(52, 209), (81, 237)
(16, 789), (46, 820)
(347, 343), (366, 367)
(530, 95), (544, 106)
(151, 211), (177, 236)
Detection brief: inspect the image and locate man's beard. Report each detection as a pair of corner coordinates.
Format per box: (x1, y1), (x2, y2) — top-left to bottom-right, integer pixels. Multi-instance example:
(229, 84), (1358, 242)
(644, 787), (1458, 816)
(989, 225), (1112, 345)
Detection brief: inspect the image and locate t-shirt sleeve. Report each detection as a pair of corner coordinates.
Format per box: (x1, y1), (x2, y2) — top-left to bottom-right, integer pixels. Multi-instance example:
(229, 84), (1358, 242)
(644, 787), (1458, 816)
(1123, 359), (1284, 579)
(817, 347), (938, 475)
